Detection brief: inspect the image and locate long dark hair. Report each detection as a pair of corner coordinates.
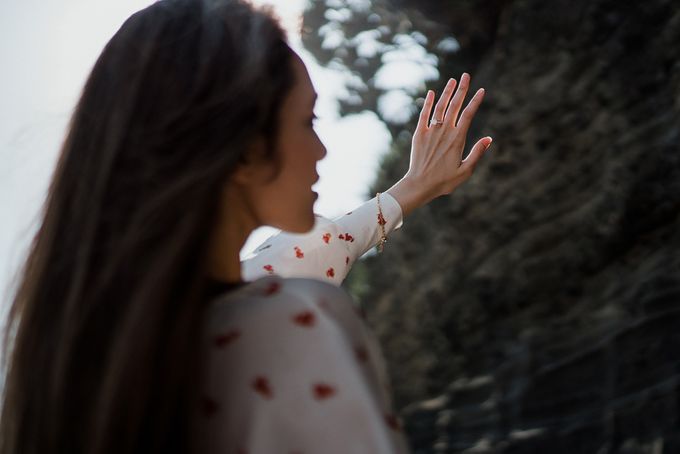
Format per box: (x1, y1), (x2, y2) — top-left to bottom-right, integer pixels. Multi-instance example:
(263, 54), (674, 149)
(0, 0), (295, 452)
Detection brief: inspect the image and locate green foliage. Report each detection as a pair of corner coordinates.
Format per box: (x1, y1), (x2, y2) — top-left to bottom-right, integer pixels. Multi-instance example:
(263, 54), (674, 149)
(302, 0), (455, 128)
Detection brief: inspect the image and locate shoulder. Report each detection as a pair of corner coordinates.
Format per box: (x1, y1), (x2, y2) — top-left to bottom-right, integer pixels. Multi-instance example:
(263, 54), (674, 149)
(196, 279), (407, 454)
(203, 275), (359, 339)
(208, 275), (351, 311)
(200, 276), (368, 389)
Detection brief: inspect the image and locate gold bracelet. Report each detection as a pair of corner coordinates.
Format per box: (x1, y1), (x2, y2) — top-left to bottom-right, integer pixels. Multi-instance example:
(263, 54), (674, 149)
(376, 192), (387, 253)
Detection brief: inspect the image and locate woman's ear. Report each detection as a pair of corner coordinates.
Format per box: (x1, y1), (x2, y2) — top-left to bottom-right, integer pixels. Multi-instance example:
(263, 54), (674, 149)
(232, 136), (272, 185)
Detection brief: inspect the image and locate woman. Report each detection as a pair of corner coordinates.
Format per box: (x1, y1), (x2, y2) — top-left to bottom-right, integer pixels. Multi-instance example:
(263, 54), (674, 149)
(0, 0), (491, 453)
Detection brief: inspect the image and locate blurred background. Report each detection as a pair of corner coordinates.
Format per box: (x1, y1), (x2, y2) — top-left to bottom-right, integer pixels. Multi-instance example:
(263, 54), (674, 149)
(2, 0), (680, 452)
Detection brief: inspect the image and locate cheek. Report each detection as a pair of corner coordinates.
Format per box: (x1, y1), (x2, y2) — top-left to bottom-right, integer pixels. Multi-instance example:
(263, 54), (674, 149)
(258, 151), (305, 199)
(280, 142), (313, 179)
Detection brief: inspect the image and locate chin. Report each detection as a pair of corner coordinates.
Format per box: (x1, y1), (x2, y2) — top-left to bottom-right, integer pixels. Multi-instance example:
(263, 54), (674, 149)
(294, 217), (316, 234)
(278, 213), (316, 234)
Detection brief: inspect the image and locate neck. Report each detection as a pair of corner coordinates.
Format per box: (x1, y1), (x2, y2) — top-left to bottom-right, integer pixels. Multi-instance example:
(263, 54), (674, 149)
(206, 186), (258, 285)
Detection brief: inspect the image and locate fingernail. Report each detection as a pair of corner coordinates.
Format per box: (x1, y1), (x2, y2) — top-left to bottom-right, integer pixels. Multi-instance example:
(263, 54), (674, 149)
(485, 137), (493, 149)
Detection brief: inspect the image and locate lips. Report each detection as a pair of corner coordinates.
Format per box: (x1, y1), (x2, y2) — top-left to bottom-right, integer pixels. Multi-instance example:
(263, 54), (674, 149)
(311, 174), (319, 193)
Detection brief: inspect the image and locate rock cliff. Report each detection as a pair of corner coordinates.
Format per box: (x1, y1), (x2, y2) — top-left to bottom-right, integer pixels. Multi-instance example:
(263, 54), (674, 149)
(303, 0), (680, 451)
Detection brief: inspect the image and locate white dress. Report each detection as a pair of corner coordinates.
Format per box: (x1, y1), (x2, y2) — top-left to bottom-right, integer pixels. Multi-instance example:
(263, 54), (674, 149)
(196, 194), (411, 453)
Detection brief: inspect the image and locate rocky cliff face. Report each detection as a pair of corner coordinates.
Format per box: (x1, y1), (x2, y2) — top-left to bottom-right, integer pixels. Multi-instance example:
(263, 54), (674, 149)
(303, 0), (680, 451)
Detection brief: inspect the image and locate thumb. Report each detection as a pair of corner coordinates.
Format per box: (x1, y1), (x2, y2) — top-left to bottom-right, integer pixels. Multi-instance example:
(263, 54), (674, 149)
(460, 136), (492, 173)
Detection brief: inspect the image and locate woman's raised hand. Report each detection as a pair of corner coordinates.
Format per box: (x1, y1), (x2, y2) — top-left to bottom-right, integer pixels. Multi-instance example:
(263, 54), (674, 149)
(386, 73), (492, 217)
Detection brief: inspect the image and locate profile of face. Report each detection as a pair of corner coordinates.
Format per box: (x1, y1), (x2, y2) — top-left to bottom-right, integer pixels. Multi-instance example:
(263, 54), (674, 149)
(231, 52), (327, 234)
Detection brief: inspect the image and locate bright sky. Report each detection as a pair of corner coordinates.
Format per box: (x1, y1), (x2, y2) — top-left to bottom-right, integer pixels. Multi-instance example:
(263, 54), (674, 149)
(0, 0), (442, 307)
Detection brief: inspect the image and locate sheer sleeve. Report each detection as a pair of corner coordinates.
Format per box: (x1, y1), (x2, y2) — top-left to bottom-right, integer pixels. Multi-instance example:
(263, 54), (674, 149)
(197, 278), (410, 453)
(241, 193), (403, 286)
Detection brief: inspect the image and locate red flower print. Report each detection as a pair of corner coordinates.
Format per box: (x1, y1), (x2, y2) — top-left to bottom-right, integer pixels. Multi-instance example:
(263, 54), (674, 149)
(263, 264), (274, 274)
(294, 246), (304, 259)
(345, 256), (350, 265)
(326, 267), (335, 278)
(312, 382), (337, 400)
(338, 233), (354, 242)
(384, 412), (403, 432)
(214, 329), (241, 348)
(252, 375), (274, 399)
(201, 396), (219, 417)
(322, 233), (331, 244)
(377, 212), (387, 226)
(354, 345), (369, 363)
(292, 310), (316, 327)
(264, 282), (281, 296)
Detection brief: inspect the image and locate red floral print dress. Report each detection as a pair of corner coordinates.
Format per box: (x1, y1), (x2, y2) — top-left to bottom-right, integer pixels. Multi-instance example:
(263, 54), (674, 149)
(196, 276), (411, 453)
(195, 194), (410, 453)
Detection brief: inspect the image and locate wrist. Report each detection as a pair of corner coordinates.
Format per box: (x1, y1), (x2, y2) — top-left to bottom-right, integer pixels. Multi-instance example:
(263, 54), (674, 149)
(385, 175), (432, 218)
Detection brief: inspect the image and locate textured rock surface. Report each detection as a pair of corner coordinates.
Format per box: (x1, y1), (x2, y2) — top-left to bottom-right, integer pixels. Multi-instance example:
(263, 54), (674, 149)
(303, 0), (680, 452)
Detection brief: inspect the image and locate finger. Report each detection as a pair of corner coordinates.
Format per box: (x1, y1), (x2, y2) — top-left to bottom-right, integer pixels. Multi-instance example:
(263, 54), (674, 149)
(431, 78), (457, 125)
(444, 72), (470, 126)
(416, 90), (435, 132)
(460, 137), (493, 173)
(456, 88), (485, 130)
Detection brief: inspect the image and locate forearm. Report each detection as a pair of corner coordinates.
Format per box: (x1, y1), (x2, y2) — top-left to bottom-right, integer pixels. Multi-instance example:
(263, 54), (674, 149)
(332, 192), (403, 258)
